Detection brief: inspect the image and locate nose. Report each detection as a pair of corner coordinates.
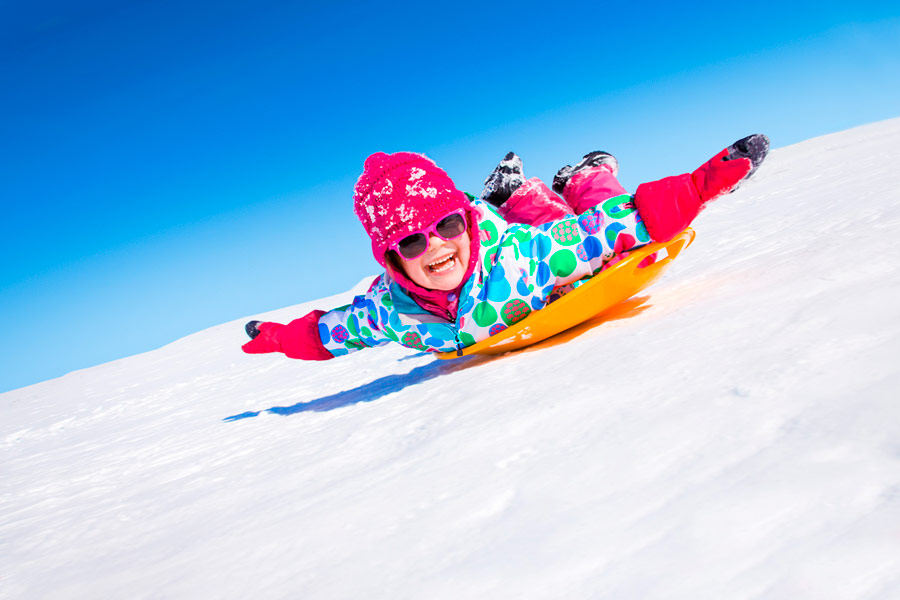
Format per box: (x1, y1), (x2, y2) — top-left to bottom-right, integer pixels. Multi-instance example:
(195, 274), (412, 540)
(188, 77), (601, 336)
(426, 233), (445, 251)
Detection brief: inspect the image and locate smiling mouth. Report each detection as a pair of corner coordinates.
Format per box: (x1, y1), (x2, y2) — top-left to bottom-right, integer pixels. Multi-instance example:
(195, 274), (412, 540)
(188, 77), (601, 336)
(427, 253), (457, 274)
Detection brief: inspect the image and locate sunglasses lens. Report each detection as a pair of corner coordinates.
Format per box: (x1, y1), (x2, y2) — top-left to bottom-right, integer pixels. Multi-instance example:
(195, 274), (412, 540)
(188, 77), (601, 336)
(397, 233), (428, 259)
(394, 213), (466, 260)
(435, 213), (466, 239)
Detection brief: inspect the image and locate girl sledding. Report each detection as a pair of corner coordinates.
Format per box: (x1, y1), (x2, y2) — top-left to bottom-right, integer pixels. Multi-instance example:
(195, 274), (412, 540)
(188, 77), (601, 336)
(242, 135), (769, 360)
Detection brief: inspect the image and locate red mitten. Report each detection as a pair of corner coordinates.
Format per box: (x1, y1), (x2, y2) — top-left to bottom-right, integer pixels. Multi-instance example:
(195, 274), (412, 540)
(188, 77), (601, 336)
(634, 134), (769, 242)
(691, 148), (752, 203)
(242, 310), (334, 361)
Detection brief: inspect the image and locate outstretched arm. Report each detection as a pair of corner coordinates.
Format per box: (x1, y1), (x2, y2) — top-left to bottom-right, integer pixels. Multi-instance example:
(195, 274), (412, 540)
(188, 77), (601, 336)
(634, 134), (770, 241)
(242, 276), (402, 360)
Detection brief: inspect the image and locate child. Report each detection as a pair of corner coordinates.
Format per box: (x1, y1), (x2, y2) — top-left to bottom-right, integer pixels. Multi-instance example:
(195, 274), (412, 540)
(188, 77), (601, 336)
(242, 135), (769, 359)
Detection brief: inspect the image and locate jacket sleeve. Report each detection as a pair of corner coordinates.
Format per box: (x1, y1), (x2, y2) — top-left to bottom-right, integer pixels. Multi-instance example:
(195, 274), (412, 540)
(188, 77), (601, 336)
(316, 280), (400, 357)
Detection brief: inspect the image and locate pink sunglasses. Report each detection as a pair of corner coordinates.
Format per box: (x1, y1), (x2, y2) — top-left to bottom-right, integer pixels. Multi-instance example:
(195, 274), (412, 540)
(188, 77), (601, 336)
(390, 209), (468, 260)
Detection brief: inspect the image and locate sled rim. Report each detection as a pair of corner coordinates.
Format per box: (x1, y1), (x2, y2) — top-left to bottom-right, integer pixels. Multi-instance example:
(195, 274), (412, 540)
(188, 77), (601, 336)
(435, 228), (695, 359)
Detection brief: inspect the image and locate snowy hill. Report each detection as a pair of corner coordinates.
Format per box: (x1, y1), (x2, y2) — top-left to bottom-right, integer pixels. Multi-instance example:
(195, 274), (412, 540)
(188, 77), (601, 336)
(4, 119), (900, 599)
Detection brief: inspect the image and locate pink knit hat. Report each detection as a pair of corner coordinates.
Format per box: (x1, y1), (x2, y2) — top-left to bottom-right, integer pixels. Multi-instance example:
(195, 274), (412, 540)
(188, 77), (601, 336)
(353, 151), (472, 266)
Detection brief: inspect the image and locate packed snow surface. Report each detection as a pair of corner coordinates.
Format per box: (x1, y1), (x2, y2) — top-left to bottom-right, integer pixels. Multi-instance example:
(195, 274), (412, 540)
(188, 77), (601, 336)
(4, 119), (900, 599)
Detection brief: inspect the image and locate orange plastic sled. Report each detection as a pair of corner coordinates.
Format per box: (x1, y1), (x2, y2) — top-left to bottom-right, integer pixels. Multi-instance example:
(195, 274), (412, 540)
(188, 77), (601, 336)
(436, 228), (695, 359)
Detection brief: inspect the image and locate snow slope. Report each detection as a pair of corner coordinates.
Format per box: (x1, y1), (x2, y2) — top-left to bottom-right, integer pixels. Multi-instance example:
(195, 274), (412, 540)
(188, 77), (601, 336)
(3, 119), (900, 599)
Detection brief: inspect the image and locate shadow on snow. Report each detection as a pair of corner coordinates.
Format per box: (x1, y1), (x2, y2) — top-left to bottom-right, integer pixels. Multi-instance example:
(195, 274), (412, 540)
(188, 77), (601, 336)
(223, 295), (651, 421)
(222, 353), (497, 421)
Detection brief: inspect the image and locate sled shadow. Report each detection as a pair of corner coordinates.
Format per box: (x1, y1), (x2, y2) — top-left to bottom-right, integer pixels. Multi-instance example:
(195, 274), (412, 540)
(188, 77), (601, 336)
(223, 352), (499, 421)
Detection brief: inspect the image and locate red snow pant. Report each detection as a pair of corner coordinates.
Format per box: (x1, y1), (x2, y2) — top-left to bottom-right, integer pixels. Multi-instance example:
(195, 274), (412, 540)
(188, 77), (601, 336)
(498, 147), (751, 242)
(498, 165), (629, 226)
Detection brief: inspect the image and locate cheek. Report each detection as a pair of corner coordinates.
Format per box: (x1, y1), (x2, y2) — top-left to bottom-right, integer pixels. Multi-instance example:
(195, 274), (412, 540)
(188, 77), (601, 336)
(402, 257), (430, 284)
(391, 253), (421, 280)
(458, 233), (472, 263)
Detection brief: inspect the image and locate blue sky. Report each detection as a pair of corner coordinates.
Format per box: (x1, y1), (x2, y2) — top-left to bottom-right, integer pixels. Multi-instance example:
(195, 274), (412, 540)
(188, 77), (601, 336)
(2, 0), (899, 393)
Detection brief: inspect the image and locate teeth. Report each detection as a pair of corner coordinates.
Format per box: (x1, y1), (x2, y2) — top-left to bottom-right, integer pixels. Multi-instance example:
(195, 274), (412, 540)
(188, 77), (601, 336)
(428, 253), (455, 266)
(428, 253), (456, 273)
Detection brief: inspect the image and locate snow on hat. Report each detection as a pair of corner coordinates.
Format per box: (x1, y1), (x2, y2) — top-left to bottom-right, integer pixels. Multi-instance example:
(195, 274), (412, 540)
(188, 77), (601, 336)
(353, 151), (471, 267)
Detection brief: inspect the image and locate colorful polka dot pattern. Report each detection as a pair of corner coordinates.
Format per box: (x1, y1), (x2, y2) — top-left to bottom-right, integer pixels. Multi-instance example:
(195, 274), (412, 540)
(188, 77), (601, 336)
(318, 196), (648, 356)
(400, 331), (428, 351)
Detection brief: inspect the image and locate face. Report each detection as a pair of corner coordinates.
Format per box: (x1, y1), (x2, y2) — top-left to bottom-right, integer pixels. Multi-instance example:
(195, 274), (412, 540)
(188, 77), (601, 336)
(395, 230), (471, 291)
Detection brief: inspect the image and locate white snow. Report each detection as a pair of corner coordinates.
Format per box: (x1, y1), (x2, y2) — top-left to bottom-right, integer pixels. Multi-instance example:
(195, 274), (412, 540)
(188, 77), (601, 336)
(4, 119), (900, 599)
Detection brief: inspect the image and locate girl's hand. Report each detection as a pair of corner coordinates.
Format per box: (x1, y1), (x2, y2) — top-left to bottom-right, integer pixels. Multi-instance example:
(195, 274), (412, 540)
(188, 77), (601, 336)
(241, 310), (334, 361)
(241, 321), (284, 353)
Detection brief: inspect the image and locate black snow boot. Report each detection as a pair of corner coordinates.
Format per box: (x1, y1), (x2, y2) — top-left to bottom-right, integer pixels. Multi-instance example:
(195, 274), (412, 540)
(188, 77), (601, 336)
(245, 320), (263, 340)
(480, 151), (527, 208)
(552, 151), (619, 194)
(723, 133), (770, 178)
